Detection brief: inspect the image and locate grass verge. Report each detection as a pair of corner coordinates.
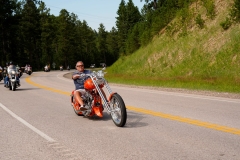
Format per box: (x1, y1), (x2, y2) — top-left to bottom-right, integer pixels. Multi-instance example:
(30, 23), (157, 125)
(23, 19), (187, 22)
(105, 73), (240, 93)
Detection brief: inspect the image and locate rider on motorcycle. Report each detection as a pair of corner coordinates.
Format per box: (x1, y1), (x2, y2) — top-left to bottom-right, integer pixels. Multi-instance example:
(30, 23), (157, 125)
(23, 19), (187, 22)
(4, 61), (21, 87)
(25, 64), (28, 71)
(72, 61), (108, 111)
(72, 61), (92, 111)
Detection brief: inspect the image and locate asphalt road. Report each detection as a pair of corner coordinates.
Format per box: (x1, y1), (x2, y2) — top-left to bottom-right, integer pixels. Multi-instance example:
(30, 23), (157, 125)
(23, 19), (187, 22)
(0, 71), (240, 160)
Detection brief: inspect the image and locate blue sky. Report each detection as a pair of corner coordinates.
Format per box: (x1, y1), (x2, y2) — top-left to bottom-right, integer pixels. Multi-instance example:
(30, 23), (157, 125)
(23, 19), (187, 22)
(44, 0), (144, 31)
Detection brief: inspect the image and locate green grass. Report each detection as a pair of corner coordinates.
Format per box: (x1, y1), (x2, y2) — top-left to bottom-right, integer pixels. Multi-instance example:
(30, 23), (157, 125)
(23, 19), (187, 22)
(105, 73), (240, 93)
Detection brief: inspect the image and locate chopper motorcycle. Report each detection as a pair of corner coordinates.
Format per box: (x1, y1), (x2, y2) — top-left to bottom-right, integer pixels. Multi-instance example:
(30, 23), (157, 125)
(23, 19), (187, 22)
(70, 69), (127, 127)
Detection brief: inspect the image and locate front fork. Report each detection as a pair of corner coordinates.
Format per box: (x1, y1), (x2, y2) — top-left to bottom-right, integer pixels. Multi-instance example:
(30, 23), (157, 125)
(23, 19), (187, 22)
(91, 77), (115, 114)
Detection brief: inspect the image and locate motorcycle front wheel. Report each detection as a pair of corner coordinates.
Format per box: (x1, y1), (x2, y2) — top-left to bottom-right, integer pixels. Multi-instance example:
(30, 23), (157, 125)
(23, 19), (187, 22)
(110, 93), (127, 127)
(12, 82), (16, 91)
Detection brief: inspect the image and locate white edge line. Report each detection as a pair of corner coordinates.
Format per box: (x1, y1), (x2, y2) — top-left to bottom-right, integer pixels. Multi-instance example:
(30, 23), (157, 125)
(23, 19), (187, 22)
(0, 103), (55, 142)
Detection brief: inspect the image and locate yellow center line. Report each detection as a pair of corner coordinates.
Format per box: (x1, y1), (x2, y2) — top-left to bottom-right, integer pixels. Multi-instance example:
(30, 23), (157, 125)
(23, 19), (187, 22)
(25, 76), (70, 96)
(25, 76), (240, 136)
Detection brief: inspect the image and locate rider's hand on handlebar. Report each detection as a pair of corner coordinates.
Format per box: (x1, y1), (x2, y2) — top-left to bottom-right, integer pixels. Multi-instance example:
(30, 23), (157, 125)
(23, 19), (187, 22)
(73, 75), (80, 79)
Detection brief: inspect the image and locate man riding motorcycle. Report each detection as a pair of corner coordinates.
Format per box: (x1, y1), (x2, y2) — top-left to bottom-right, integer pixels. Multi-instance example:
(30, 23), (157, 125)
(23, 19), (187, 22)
(16, 64), (23, 77)
(72, 61), (92, 111)
(4, 61), (21, 87)
(72, 61), (108, 111)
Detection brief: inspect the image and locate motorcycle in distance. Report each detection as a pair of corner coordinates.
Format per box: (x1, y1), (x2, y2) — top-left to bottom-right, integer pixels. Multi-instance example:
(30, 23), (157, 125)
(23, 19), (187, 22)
(25, 65), (32, 75)
(16, 65), (23, 77)
(67, 65), (70, 71)
(44, 65), (50, 72)
(60, 66), (63, 71)
(6, 65), (20, 91)
(70, 68), (127, 127)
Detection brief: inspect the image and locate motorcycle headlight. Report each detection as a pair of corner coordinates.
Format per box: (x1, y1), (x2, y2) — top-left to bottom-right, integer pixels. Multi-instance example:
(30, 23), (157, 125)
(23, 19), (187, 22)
(97, 70), (104, 78)
(11, 71), (16, 74)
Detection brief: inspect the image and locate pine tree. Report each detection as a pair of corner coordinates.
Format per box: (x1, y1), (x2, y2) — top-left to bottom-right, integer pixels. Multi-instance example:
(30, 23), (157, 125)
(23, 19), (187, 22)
(20, 0), (41, 69)
(116, 0), (141, 55)
(0, 0), (18, 65)
(97, 23), (107, 64)
(126, 0), (142, 32)
(106, 27), (119, 65)
(56, 9), (77, 68)
(116, 0), (127, 55)
(39, 1), (56, 69)
(126, 24), (140, 54)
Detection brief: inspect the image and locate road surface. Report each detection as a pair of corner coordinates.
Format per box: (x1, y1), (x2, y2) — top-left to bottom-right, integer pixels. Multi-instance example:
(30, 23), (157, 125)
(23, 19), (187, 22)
(0, 71), (240, 160)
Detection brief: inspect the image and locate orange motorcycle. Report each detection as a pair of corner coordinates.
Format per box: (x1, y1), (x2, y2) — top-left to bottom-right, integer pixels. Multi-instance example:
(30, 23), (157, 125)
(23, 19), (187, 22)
(70, 69), (127, 127)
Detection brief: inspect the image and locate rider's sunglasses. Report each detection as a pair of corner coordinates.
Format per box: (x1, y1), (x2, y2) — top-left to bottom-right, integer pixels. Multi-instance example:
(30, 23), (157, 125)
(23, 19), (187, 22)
(77, 65), (84, 67)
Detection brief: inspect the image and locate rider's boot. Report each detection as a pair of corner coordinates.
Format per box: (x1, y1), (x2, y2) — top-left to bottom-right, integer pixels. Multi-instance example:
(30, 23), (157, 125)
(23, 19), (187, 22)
(80, 105), (88, 111)
(6, 82), (9, 88)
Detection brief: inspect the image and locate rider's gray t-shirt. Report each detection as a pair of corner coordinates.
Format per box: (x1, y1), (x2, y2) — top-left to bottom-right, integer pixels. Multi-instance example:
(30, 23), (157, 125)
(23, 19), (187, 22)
(72, 70), (91, 90)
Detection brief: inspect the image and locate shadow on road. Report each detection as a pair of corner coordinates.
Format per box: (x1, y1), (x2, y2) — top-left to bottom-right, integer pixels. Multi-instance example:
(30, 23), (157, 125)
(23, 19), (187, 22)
(87, 112), (112, 122)
(82, 111), (148, 128)
(14, 88), (41, 91)
(124, 111), (148, 128)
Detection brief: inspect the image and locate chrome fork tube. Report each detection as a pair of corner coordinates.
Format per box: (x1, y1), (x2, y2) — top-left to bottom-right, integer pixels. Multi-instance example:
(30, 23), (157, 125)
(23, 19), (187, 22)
(90, 76), (112, 113)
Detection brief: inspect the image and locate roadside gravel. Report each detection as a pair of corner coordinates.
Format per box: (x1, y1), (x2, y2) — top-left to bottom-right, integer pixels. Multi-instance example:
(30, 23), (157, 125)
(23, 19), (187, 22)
(64, 72), (240, 99)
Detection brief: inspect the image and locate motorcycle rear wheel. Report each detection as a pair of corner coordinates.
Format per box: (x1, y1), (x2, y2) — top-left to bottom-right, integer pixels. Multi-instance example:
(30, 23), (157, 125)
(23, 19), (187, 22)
(110, 93), (127, 127)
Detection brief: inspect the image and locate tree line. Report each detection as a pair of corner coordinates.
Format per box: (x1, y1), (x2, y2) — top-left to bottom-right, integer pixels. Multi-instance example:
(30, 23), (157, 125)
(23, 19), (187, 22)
(1, 0), (239, 70)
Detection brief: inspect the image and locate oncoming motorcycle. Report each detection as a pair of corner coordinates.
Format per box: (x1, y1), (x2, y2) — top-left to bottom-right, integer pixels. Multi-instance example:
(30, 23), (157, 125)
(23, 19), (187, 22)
(70, 69), (127, 127)
(44, 65), (50, 72)
(7, 65), (20, 91)
(60, 66), (63, 71)
(25, 65), (32, 75)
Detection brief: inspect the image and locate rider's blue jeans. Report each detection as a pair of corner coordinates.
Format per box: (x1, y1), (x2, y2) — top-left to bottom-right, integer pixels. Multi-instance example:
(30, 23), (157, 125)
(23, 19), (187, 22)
(4, 76), (7, 85)
(5, 76), (20, 85)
